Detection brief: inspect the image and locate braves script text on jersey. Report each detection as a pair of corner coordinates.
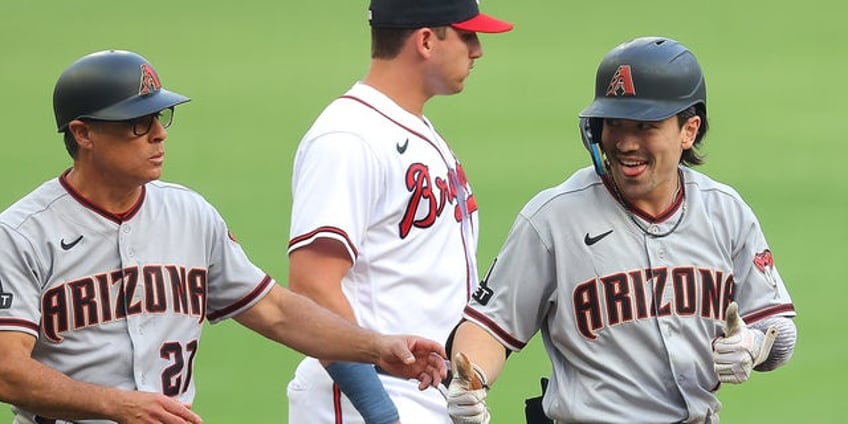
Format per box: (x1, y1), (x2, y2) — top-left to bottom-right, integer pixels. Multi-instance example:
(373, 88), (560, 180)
(464, 166), (795, 423)
(287, 82), (479, 423)
(0, 172), (274, 424)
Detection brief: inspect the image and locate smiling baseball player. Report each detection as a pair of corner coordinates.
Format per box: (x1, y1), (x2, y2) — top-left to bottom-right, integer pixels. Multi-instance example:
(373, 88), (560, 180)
(445, 36), (797, 423)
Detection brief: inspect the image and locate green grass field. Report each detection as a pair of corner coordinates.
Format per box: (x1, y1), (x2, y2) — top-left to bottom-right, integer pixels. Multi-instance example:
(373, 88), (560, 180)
(1, 0), (844, 422)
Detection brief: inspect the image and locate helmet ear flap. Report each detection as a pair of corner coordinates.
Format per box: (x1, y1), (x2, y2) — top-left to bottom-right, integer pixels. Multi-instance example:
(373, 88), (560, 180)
(580, 117), (606, 176)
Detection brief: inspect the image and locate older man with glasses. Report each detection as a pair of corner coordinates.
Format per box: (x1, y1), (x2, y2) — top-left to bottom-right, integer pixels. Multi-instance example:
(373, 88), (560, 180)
(0, 49), (448, 424)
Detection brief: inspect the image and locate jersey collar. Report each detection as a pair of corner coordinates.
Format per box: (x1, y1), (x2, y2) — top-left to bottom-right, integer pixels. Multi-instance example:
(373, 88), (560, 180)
(59, 168), (146, 224)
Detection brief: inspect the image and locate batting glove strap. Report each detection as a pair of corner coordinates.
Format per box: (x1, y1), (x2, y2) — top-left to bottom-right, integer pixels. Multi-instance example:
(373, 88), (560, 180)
(446, 388), (490, 424)
(712, 326), (775, 384)
(444, 355), (491, 424)
(469, 362), (490, 390)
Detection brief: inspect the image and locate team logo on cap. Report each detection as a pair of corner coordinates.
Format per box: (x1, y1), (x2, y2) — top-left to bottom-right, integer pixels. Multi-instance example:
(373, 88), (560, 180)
(605, 65), (636, 97)
(138, 63), (162, 96)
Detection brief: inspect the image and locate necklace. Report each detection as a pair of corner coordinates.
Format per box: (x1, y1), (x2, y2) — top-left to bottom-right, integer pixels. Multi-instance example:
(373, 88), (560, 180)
(609, 169), (686, 239)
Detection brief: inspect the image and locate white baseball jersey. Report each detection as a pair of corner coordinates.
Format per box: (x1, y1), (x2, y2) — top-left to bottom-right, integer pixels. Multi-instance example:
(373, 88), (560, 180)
(464, 166), (795, 423)
(287, 82), (479, 423)
(0, 171), (275, 424)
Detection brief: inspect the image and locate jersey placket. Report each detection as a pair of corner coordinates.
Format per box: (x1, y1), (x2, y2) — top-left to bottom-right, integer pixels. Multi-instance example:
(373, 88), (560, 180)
(426, 121), (478, 298)
(118, 220), (148, 388)
(639, 206), (704, 419)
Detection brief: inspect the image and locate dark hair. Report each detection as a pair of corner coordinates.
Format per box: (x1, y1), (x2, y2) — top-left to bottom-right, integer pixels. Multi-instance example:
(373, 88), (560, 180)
(677, 104), (708, 166)
(371, 27), (448, 59)
(63, 130), (79, 158)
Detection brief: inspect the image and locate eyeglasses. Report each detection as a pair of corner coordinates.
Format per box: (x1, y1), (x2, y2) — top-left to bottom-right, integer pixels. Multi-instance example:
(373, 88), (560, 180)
(84, 107), (175, 137)
(127, 107), (175, 136)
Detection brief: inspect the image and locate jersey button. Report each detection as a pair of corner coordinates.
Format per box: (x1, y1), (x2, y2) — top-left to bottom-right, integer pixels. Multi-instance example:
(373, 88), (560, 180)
(122, 226), (131, 233)
(649, 225), (660, 234)
(658, 248), (666, 258)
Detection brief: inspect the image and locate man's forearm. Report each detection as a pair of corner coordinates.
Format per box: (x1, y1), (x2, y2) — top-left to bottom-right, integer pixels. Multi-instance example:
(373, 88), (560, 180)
(1, 354), (119, 420)
(237, 285), (381, 363)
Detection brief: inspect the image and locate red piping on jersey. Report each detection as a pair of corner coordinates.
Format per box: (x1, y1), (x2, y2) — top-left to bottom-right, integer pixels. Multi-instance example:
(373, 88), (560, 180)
(206, 275), (274, 321)
(600, 174), (684, 223)
(0, 318), (39, 333)
(333, 383), (344, 424)
(59, 169), (145, 224)
(338, 94), (478, 292)
(460, 228), (473, 300)
(742, 303), (795, 324)
(289, 226), (359, 259)
(464, 306), (526, 350)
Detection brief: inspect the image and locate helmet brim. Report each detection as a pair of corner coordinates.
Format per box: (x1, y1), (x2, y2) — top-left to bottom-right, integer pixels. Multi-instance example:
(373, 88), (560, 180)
(65, 89), (190, 130)
(579, 97), (701, 122)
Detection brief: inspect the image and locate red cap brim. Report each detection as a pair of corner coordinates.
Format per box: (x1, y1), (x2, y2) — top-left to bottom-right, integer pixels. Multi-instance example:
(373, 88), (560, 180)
(451, 13), (513, 33)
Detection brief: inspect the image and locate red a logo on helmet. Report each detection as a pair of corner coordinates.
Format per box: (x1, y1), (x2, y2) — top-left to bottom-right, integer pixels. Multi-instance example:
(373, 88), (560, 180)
(138, 64), (162, 96)
(605, 65), (636, 97)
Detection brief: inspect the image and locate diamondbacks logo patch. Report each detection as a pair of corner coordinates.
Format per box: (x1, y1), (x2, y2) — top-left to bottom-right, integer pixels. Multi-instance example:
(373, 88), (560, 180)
(753, 249), (775, 272)
(138, 63), (162, 96)
(605, 65), (636, 97)
(753, 249), (778, 288)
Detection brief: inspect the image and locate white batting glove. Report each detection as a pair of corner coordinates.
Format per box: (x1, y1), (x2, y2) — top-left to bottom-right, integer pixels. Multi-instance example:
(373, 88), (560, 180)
(440, 352), (490, 424)
(713, 302), (778, 384)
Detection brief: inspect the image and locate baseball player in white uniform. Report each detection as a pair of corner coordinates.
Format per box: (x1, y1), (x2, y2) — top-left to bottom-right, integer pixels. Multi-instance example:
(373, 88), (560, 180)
(0, 50), (447, 424)
(286, 0), (511, 423)
(444, 37), (798, 423)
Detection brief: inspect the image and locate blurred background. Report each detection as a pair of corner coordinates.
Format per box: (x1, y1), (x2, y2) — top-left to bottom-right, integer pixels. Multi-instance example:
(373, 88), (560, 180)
(1, 0), (843, 421)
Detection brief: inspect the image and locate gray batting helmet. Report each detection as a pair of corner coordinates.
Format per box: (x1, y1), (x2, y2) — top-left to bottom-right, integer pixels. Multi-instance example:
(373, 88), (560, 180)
(578, 36), (707, 175)
(53, 50), (190, 132)
(579, 36), (706, 121)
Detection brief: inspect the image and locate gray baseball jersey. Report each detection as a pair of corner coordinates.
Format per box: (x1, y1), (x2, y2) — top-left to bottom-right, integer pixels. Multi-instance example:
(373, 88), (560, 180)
(0, 171), (275, 424)
(464, 166), (795, 423)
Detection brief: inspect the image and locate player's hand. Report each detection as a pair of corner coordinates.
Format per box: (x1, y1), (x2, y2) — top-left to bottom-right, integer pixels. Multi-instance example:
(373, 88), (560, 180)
(712, 302), (778, 384)
(112, 390), (203, 424)
(373, 335), (447, 390)
(441, 352), (490, 424)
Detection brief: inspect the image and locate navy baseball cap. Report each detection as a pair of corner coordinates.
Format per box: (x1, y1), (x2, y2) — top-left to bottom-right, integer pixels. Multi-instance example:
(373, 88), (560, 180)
(368, 0), (513, 33)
